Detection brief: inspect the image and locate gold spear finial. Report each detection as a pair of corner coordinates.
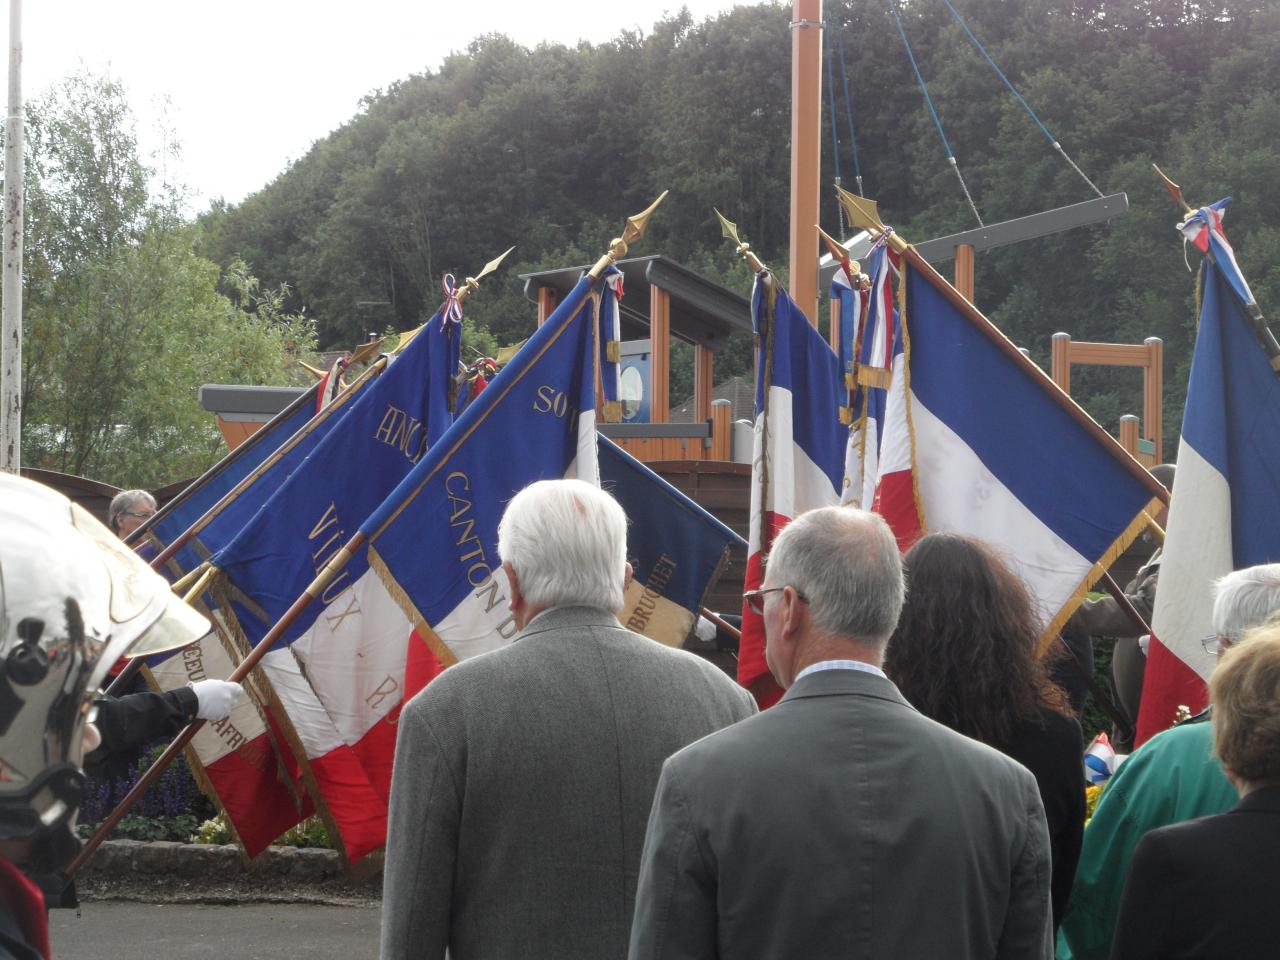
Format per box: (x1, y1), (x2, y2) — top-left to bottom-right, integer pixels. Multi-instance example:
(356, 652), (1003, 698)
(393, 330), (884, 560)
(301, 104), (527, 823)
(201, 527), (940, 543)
(816, 224), (870, 292)
(713, 208), (767, 273)
(835, 187), (909, 255)
(836, 186), (884, 232)
(349, 333), (385, 367)
(456, 245), (516, 304)
(1152, 164), (1194, 215)
(589, 191), (669, 279)
(300, 330), (386, 380)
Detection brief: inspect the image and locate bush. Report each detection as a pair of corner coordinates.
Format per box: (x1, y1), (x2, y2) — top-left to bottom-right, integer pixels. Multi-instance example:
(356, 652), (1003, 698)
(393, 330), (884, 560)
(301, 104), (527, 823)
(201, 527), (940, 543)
(80, 743), (216, 833)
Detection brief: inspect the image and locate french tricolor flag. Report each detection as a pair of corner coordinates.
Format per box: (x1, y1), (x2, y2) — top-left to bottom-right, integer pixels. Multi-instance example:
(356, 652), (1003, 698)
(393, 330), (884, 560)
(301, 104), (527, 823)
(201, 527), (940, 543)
(1136, 236), (1280, 744)
(874, 254), (1163, 643)
(738, 277), (846, 707)
(212, 307), (461, 862)
(361, 271), (600, 697)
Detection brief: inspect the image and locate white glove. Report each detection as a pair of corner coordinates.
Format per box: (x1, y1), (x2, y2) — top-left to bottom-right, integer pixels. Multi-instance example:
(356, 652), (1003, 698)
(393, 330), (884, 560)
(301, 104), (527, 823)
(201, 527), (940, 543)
(190, 679), (244, 721)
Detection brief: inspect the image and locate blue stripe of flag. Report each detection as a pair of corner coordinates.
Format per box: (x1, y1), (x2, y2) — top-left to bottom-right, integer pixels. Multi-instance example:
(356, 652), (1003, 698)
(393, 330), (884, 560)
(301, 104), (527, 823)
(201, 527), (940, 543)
(752, 281), (846, 491)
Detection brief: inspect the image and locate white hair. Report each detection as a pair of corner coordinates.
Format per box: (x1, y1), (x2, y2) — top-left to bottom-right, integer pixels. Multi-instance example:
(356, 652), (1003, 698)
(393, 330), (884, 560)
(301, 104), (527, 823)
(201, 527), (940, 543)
(1212, 563), (1280, 642)
(497, 479), (627, 612)
(108, 489), (156, 532)
(764, 506), (905, 646)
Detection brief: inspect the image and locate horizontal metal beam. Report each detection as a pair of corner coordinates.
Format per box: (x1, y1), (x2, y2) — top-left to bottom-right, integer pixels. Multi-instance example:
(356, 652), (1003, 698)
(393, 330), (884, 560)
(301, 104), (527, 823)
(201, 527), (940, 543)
(817, 195), (1129, 288)
(915, 193), (1129, 261)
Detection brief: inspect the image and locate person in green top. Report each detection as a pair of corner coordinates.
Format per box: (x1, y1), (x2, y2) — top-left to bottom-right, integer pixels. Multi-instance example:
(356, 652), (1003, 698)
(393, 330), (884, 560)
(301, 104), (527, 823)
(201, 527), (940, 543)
(1058, 562), (1280, 960)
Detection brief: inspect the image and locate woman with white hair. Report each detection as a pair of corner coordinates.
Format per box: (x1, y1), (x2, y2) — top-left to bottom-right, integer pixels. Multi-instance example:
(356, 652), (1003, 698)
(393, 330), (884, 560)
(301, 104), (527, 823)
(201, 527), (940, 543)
(1110, 621), (1280, 959)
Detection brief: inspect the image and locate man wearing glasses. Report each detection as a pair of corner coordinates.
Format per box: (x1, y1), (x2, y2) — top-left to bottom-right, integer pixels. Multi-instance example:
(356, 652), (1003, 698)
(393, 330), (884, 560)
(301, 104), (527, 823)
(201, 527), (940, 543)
(107, 489), (157, 538)
(630, 506), (1054, 959)
(1060, 562), (1280, 960)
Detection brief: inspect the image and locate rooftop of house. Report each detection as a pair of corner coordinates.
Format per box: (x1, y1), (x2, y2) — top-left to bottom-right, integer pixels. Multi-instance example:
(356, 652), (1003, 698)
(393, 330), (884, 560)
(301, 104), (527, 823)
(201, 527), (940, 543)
(669, 376), (754, 424)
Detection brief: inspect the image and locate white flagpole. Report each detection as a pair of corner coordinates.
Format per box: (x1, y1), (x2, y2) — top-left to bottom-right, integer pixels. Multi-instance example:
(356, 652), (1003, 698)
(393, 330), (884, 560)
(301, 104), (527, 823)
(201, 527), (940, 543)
(1, 0), (22, 473)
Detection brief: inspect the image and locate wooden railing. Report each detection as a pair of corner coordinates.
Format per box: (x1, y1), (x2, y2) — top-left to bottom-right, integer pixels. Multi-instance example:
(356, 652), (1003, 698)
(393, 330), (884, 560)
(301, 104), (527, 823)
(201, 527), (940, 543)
(1051, 333), (1163, 464)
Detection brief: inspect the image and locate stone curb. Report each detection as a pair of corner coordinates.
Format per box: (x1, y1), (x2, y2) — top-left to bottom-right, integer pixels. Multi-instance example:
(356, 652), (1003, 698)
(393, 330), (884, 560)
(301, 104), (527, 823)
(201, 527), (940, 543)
(75, 840), (383, 903)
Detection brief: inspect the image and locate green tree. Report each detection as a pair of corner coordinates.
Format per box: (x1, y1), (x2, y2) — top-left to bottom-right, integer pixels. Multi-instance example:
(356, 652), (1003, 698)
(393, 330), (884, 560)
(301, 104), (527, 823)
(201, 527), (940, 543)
(195, 0), (1280, 452)
(13, 72), (313, 487)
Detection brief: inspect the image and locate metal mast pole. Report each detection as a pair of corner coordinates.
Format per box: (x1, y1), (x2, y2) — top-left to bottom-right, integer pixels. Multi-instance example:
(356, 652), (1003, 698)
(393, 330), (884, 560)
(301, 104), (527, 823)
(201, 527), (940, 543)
(1, 0), (22, 473)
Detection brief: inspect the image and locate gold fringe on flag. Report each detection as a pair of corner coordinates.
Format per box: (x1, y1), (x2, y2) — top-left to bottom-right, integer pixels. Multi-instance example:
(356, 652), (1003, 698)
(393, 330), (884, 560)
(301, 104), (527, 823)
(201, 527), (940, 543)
(368, 546), (460, 671)
(1039, 495), (1168, 657)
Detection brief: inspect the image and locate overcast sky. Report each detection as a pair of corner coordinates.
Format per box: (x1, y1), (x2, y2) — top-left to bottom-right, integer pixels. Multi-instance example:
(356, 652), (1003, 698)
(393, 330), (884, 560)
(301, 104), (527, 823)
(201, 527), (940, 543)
(5, 0), (754, 212)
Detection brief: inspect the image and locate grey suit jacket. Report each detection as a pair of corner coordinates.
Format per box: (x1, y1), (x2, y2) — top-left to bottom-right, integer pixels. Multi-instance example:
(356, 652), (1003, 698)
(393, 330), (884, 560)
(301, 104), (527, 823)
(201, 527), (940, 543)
(379, 605), (757, 960)
(629, 668), (1054, 960)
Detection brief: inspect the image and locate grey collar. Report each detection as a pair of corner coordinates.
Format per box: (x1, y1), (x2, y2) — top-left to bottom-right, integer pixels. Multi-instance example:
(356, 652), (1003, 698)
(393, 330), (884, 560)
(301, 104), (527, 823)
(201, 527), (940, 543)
(517, 605), (624, 641)
(779, 667), (914, 711)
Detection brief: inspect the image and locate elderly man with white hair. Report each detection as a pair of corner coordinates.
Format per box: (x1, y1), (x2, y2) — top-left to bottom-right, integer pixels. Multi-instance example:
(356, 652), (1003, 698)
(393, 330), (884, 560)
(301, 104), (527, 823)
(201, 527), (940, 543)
(629, 506), (1054, 959)
(1060, 562), (1280, 960)
(379, 479), (756, 960)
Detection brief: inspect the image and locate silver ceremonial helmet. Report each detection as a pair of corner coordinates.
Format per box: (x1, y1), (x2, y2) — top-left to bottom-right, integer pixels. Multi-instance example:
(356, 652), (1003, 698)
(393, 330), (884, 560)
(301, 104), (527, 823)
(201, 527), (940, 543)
(0, 473), (209, 860)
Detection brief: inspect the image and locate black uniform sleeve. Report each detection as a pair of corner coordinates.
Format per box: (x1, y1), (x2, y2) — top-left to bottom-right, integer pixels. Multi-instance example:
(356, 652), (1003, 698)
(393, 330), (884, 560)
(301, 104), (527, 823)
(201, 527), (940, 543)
(90, 687), (198, 756)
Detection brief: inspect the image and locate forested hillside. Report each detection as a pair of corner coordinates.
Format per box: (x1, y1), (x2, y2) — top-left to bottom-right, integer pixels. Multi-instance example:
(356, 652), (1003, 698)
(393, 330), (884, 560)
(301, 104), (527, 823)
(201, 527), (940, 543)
(198, 0), (1280, 449)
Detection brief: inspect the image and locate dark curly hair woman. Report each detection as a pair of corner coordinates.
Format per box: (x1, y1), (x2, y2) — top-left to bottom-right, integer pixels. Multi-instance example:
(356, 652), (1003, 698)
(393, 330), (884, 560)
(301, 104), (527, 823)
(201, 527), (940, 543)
(885, 532), (1084, 930)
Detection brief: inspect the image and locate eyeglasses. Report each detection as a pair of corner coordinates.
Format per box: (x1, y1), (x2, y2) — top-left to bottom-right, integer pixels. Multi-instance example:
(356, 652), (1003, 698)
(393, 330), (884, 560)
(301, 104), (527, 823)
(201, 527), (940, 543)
(743, 586), (808, 616)
(1201, 634), (1225, 656)
(122, 510), (155, 521)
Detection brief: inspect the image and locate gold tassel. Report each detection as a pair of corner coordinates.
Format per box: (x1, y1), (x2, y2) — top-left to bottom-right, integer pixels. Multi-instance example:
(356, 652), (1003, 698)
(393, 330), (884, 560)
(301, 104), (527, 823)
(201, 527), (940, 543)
(856, 367), (892, 389)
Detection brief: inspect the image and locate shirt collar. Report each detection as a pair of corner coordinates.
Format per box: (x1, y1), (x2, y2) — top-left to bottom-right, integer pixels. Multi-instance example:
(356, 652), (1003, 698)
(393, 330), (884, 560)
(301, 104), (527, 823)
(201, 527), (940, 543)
(794, 658), (887, 684)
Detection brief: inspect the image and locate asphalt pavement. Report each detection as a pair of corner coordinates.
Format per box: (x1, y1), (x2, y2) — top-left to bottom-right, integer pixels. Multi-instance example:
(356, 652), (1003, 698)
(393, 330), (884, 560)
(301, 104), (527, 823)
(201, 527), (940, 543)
(50, 901), (382, 959)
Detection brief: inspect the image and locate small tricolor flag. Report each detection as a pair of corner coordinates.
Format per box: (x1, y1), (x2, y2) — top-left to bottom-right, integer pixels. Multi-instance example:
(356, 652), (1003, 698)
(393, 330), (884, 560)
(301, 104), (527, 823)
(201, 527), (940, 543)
(1083, 732), (1117, 785)
(599, 266), (624, 422)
